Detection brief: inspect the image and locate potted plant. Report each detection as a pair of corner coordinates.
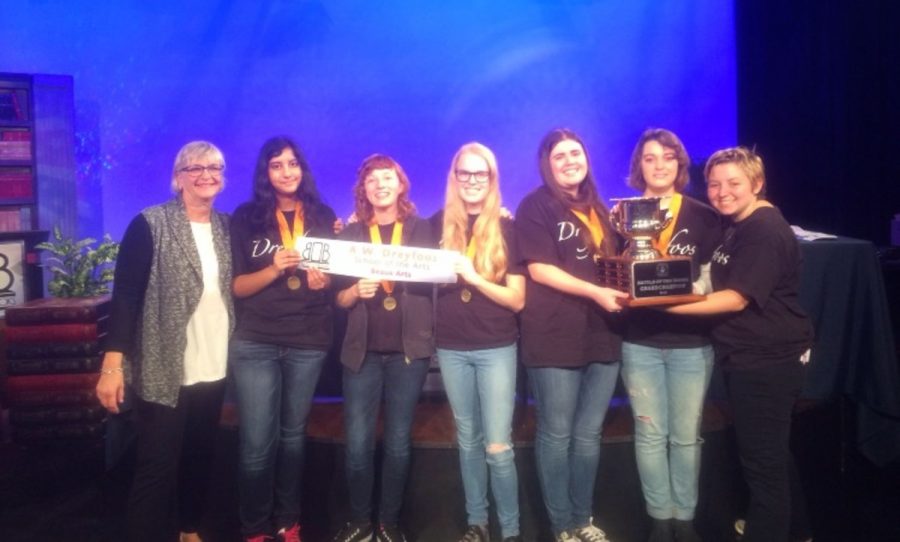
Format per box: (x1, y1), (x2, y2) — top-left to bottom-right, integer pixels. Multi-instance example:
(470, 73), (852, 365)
(35, 226), (118, 298)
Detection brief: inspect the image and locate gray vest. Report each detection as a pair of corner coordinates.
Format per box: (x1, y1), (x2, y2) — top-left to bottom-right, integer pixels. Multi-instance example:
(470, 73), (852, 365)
(129, 198), (234, 407)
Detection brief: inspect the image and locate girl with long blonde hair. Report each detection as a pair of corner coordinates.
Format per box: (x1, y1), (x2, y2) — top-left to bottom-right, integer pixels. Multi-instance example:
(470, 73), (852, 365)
(433, 142), (525, 542)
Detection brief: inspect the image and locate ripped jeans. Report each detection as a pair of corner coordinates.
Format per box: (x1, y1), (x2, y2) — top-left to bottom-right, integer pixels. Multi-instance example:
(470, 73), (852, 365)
(438, 344), (520, 538)
(620, 342), (713, 520)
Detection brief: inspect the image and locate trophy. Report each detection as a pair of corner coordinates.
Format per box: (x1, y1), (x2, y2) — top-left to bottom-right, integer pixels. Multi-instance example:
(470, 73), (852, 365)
(596, 197), (702, 306)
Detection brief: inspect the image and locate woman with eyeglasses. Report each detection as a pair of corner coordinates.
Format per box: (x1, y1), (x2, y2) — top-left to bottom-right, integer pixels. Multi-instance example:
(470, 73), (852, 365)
(668, 147), (812, 542)
(331, 154), (434, 542)
(228, 136), (337, 542)
(515, 129), (628, 542)
(97, 141), (234, 542)
(430, 142), (525, 542)
(618, 129), (722, 542)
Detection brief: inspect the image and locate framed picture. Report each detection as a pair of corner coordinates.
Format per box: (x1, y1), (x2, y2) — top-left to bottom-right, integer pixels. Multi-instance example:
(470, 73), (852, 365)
(0, 239), (26, 316)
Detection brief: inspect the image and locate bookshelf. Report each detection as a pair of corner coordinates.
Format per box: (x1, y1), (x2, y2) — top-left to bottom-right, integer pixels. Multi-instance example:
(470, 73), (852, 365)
(0, 72), (77, 302)
(0, 74), (36, 231)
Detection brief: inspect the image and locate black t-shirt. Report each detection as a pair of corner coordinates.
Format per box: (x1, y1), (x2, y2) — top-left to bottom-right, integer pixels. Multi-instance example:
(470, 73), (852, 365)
(230, 201), (337, 349)
(431, 211), (523, 350)
(624, 196), (724, 348)
(515, 186), (622, 367)
(335, 217), (434, 354)
(709, 205), (812, 370)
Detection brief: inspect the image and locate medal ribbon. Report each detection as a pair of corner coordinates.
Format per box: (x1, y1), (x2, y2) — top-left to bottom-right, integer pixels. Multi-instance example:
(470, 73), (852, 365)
(275, 202), (305, 250)
(460, 234), (477, 294)
(570, 207), (605, 251)
(653, 193), (683, 253)
(465, 235), (477, 260)
(369, 221), (403, 295)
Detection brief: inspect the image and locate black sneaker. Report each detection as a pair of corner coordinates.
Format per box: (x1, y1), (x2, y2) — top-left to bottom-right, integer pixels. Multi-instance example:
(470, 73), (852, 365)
(460, 524), (490, 542)
(332, 521), (374, 542)
(649, 518), (674, 542)
(672, 519), (700, 542)
(376, 523), (408, 542)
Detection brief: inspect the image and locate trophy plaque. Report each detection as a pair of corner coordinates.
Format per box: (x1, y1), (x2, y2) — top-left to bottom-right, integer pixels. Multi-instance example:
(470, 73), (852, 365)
(597, 197), (703, 307)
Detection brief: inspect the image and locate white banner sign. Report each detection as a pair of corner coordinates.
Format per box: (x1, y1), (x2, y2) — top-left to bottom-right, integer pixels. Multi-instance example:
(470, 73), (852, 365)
(296, 237), (459, 283)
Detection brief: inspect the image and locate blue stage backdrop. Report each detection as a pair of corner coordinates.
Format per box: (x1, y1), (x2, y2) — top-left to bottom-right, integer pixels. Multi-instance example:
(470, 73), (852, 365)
(1, 1), (735, 240)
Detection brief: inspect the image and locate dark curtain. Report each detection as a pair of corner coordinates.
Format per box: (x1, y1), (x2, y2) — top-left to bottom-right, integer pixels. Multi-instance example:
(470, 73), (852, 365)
(735, 0), (900, 246)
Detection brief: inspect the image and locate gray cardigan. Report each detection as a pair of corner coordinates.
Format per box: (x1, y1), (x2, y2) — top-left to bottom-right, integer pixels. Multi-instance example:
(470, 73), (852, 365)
(338, 217), (435, 372)
(127, 198), (235, 407)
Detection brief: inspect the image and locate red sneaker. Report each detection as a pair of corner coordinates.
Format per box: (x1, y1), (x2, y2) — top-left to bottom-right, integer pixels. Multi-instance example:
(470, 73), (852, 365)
(277, 523), (302, 542)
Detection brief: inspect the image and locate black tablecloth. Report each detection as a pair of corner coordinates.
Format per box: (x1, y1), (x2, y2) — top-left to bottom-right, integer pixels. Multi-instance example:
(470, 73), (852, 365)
(799, 237), (900, 466)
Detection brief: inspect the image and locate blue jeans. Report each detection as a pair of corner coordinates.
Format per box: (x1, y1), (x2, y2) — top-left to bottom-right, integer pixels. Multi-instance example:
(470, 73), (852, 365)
(343, 352), (429, 525)
(528, 362), (620, 535)
(438, 344), (520, 538)
(230, 339), (326, 536)
(620, 342), (713, 521)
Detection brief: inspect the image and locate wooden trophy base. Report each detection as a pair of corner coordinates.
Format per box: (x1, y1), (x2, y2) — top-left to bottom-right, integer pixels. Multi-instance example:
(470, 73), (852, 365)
(597, 255), (704, 307)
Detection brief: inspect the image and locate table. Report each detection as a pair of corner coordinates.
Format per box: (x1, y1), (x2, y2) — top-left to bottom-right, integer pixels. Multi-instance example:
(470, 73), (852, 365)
(799, 237), (900, 466)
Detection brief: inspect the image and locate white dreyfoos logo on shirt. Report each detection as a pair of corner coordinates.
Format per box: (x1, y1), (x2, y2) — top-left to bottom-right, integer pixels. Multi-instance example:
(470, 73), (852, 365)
(557, 220), (591, 260)
(710, 244), (729, 265)
(667, 228), (697, 256)
(251, 238), (283, 257)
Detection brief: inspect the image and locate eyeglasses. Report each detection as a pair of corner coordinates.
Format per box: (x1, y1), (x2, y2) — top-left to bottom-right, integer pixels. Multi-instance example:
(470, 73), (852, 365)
(455, 170), (490, 184)
(180, 164), (225, 178)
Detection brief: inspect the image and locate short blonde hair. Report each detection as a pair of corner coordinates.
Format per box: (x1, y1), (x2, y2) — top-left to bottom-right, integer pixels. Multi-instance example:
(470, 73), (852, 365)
(704, 146), (766, 197)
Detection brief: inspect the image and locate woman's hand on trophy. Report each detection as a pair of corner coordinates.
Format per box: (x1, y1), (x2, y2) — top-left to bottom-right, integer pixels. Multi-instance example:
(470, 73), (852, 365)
(592, 285), (629, 313)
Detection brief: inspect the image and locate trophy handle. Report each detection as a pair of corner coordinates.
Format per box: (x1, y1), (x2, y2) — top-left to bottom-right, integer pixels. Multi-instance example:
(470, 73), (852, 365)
(609, 203), (623, 233)
(659, 209), (673, 231)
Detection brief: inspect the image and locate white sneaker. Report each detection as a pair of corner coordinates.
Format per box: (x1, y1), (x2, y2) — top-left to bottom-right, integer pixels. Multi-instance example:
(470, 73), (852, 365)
(572, 518), (610, 542)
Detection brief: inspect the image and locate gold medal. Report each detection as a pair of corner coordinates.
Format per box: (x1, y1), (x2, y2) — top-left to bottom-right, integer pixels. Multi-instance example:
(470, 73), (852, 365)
(370, 222), (403, 313)
(286, 274), (302, 290)
(460, 288), (472, 303)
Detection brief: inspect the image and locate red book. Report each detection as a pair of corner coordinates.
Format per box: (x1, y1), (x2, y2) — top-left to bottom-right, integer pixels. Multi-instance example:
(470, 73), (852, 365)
(4, 322), (105, 343)
(4, 374), (100, 409)
(1, 130), (30, 141)
(5, 295), (111, 325)
(4, 372), (99, 394)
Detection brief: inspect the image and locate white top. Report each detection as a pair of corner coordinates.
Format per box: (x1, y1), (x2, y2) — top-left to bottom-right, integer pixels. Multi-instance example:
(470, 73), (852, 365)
(182, 221), (229, 385)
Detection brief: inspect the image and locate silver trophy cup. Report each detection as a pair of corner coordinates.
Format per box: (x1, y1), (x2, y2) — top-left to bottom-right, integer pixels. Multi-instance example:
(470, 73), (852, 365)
(597, 196), (699, 305)
(609, 197), (672, 260)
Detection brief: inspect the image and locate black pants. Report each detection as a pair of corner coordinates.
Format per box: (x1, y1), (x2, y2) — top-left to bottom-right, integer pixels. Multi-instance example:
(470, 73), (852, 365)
(725, 361), (808, 542)
(126, 380), (225, 542)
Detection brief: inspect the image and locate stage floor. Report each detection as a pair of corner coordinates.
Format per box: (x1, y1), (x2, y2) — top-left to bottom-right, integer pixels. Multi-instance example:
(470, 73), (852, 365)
(1, 398), (898, 541)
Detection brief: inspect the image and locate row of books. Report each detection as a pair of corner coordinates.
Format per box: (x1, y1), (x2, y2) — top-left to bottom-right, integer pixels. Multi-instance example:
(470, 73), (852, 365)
(0, 90), (29, 122)
(0, 208), (28, 232)
(1, 130), (30, 141)
(0, 179), (34, 200)
(0, 141), (32, 161)
(3, 295), (110, 441)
